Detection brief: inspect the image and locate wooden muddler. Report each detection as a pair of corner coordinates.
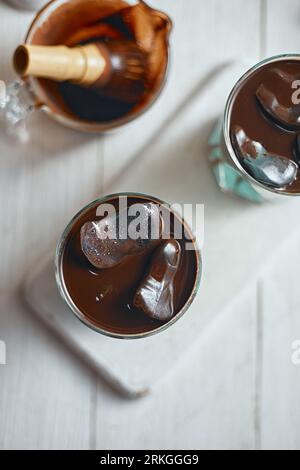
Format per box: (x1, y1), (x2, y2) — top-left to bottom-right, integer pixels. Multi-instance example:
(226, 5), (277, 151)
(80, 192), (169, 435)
(13, 44), (111, 86)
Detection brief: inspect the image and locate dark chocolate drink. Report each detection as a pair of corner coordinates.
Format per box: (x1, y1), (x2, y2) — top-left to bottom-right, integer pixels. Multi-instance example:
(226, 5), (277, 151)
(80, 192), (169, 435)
(229, 58), (300, 193)
(56, 194), (200, 338)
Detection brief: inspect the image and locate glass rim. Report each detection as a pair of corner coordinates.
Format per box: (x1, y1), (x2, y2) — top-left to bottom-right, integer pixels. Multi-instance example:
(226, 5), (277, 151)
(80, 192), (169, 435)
(223, 53), (300, 197)
(24, 0), (173, 133)
(55, 192), (202, 340)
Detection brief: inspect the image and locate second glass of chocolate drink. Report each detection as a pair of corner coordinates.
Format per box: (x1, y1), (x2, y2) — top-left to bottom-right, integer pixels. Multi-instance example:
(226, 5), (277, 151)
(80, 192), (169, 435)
(221, 54), (300, 201)
(55, 193), (201, 339)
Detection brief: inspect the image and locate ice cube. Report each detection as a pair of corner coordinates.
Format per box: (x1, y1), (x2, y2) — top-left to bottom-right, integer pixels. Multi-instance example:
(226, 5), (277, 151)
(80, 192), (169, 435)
(133, 239), (181, 322)
(231, 125), (265, 158)
(256, 83), (300, 130)
(80, 202), (163, 269)
(231, 126), (298, 188)
(244, 154), (298, 188)
(0, 81), (7, 109)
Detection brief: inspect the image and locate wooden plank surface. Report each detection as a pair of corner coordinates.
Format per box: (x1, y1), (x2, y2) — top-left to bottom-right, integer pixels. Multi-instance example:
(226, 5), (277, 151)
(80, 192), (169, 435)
(0, 1), (101, 450)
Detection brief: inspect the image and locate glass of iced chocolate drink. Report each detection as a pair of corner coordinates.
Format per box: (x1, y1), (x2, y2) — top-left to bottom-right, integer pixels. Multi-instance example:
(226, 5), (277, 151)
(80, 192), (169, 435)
(55, 193), (201, 339)
(210, 55), (300, 202)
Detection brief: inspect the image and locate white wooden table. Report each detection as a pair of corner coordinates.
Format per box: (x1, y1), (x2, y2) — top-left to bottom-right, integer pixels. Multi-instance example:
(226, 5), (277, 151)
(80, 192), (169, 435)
(1, 0), (300, 450)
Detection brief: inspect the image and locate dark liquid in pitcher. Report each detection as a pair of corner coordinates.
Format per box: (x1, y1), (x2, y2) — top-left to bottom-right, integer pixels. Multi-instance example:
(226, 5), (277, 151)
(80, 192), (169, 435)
(28, 0), (170, 125)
